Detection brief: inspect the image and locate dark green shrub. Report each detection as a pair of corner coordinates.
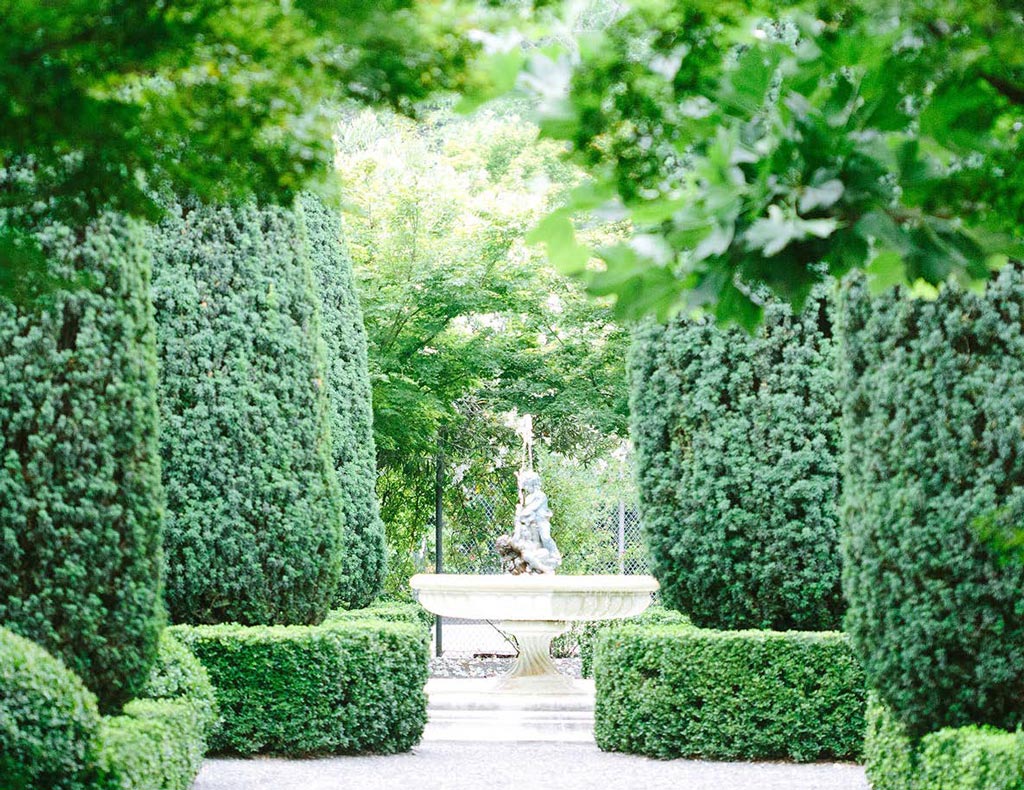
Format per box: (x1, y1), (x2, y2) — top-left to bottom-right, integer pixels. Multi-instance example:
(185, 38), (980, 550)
(298, 195), (385, 609)
(0, 627), (101, 790)
(324, 601), (432, 632)
(171, 618), (428, 755)
(574, 605), (691, 678)
(0, 213), (164, 710)
(865, 696), (1024, 790)
(594, 626), (865, 761)
(152, 201), (344, 626)
(96, 631), (216, 790)
(629, 297), (843, 630)
(839, 269), (1024, 736)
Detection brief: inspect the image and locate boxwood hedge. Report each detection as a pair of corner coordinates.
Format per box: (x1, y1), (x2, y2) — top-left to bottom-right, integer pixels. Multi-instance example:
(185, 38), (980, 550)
(172, 617), (428, 755)
(865, 695), (1024, 790)
(594, 625), (865, 761)
(0, 627), (101, 790)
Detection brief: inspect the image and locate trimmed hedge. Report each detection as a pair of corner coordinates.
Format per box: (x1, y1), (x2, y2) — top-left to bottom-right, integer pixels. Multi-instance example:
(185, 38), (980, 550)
(573, 605), (691, 678)
(299, 195), (386, 609)
(324, 601), (433, 632)
(96, 631), (216, 790)
(153, 200), (345, 626)
(839, 269), (1024, 736)
(865, 696), (1024, 790)
(172, 617), (429, 755)
(594, 626), (865, 761)
(629, 296), (843, 631)
(0, 213), (164, 711)
(0, 627), (100, 790)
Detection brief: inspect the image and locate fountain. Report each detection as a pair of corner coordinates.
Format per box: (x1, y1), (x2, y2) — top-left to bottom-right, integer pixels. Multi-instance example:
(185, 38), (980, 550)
(410, 416), (658, 694)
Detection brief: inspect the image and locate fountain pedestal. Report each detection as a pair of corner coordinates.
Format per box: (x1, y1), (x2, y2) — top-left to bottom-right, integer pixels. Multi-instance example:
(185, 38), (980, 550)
(410, 573), (659, 694)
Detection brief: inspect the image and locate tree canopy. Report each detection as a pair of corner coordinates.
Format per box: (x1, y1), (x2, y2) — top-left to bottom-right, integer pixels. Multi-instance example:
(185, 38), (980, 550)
(510, 1), (1024, 328)
(0, 0), (505, 301)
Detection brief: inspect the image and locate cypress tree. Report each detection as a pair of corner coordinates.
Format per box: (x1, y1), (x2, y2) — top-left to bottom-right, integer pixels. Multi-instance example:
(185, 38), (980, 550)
(839, 269), (1024, 736)
(629, 296), (843, 630)
(297, 195), (385, 608)
(0, 213), (165, 712)
(153, 201), (344, 626)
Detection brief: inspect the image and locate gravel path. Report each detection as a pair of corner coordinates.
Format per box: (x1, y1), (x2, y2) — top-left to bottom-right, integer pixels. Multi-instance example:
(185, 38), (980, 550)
(195, 741), (868, 790)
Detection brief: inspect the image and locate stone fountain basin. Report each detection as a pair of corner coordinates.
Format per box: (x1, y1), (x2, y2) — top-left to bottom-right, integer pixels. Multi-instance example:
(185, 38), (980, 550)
(410, 573), (659, 694)
(409, 573), (659, 622)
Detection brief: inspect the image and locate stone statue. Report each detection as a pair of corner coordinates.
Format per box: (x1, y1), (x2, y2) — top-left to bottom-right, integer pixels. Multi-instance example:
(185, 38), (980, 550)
(499, 469), (562, 575)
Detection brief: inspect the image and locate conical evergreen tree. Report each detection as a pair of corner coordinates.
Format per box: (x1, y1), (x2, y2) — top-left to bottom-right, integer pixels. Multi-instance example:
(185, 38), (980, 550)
(840, 269), (1024, 736)
(153, 201), (344, 625)
(629, 296), (843, 630)
(297, 195), (385, 608)
(0, 213), (165, 712)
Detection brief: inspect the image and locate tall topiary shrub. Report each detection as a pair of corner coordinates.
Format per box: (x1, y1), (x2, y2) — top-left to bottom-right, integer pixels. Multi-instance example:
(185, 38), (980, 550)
(297, 195), (385, 609)
(839, 269), (1024, 737)
(153, 201), (345, 626)
(0, 214), (164, 712)
(629, 296), (843, 630)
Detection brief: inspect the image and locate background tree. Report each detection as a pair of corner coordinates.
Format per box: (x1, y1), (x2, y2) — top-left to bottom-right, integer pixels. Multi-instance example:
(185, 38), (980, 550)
(336, 107), (632, 591)
(153, 200), (346, 626)
(0, 212), (164, 712)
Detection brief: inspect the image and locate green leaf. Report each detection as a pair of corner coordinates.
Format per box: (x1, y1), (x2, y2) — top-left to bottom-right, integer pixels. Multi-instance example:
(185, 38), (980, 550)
(744, 205), (838, 256)
(527, 211), (590, 275)
(864, 250), (905, 295)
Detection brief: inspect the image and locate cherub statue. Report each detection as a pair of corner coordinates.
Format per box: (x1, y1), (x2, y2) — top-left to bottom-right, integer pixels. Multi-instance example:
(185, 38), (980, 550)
(506, 469), (561, 574)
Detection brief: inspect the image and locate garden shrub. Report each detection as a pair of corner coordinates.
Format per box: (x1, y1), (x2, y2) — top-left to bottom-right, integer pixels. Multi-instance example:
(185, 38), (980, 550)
(0, 627), (101, 790)
(629, 296), (843, 631)
(865, 695), (1024, 790)
(0, 212), (164, 711)
(152, 200), (345, 626)
(839, 269), (1024, 736)
(324, 600), (433, 632)
(298, 194), (386, 609)
(594, 625), (865, 761)
(573, 605), (691, 678)
(171, 617), (428, 755)
(95, 631), (216, 790)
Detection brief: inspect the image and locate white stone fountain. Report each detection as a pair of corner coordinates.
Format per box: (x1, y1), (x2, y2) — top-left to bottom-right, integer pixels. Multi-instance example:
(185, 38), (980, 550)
(410, 415), (658, 696)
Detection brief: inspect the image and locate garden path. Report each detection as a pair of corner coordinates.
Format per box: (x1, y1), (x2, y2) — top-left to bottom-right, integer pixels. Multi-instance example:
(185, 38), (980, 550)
(196, 741), (868, 790)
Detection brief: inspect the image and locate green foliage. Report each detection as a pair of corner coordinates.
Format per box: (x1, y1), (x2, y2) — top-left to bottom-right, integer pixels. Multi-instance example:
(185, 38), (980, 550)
(298, 194), (386, 609)
(629, 295), (843, 630)
(865, 696), (1024, 790)
(171, 619), (428, 756)
(153, 200), (345, 626)
(324, 601), (433, 633)
(839, 269), (1024, 737)
(512, 2), (1024, 326)
(0, 627), (101, 790)
(594, 625), (866, 762)
(0, 0), (506, 299)
(97, 700), (209, 790)
(338, 108), (632, 592)
(0, 212), (164, 711)
(574, 605), (690, 678)
(96, 632), (216, 790)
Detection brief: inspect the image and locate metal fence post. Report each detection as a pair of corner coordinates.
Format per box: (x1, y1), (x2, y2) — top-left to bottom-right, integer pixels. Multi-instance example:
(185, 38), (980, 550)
(618, 499), (626, 574)
(434, 433), (444, 657)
